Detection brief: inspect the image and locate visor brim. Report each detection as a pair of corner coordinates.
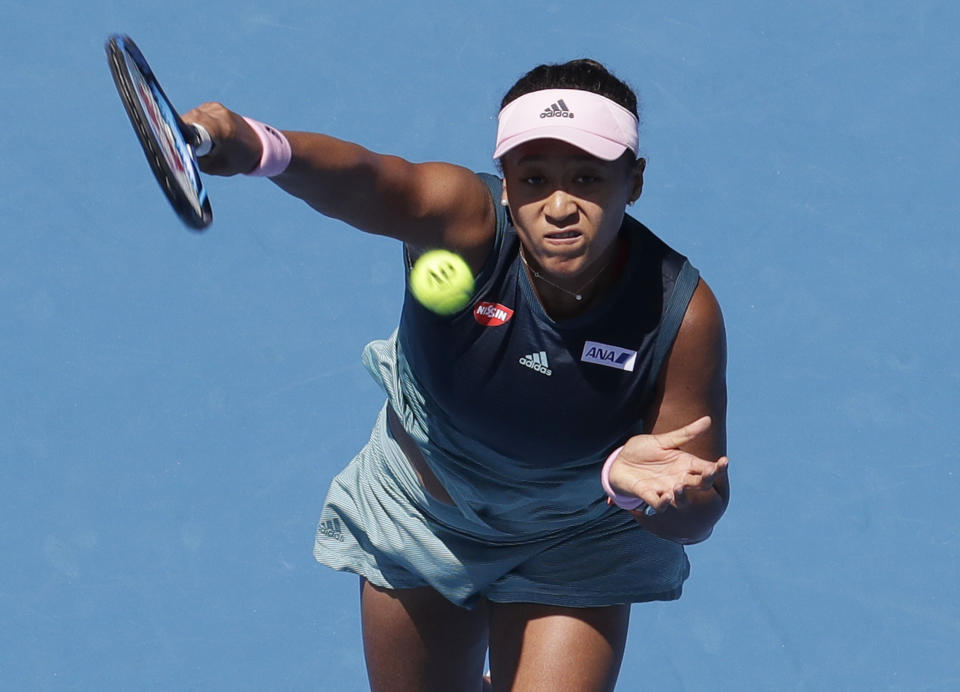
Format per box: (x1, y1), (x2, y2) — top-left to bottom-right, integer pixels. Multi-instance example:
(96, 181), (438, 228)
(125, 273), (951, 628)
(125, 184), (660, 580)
(493, 129), (630, 161)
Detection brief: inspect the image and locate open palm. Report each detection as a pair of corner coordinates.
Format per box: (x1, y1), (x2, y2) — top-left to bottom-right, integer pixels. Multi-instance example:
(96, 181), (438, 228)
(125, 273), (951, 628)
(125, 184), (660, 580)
(608, 416), (729, 513)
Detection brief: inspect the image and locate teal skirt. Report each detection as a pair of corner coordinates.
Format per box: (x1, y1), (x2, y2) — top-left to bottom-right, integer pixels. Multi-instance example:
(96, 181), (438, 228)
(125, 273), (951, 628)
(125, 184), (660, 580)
(313, 404), (690, 609)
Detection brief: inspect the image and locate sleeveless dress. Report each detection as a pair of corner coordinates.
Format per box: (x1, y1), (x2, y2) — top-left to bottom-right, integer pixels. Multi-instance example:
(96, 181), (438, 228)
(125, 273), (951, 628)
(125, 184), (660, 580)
(313, 174), (700, 608)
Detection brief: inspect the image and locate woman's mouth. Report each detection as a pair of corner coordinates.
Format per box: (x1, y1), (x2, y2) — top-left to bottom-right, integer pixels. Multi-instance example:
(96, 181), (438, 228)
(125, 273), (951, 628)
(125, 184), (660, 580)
(545, 230), (581, 241)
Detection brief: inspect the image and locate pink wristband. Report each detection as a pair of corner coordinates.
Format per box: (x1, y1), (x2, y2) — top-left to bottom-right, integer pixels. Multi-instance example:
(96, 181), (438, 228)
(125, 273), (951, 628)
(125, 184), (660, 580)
(601, 446), (652, 513)
(242, 117), (292, 177)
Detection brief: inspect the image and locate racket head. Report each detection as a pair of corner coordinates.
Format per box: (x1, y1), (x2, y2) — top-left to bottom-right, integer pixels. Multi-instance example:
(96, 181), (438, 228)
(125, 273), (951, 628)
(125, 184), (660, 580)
(106, 34), (212, 230)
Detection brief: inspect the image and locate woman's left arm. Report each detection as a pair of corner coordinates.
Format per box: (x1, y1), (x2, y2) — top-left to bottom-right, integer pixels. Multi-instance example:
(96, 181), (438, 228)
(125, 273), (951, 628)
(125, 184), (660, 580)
(607, 278), (729, 544)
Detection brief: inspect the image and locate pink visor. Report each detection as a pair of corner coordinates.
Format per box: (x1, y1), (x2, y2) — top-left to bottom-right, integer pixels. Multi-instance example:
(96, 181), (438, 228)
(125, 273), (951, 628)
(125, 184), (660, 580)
(493, 89), (638, 161)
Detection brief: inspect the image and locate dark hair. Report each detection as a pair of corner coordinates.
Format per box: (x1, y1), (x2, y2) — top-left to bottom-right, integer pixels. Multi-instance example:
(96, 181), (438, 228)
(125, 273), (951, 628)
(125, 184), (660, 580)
(500, 59), (639, 120)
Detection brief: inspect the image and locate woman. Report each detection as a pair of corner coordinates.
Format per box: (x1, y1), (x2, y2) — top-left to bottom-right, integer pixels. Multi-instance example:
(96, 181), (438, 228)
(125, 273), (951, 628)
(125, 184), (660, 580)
(186, 59), (729, 692)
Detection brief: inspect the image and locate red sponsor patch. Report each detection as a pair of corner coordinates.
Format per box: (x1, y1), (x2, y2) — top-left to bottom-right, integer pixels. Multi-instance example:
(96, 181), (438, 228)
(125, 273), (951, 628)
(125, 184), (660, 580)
(473, 302), (514, 326)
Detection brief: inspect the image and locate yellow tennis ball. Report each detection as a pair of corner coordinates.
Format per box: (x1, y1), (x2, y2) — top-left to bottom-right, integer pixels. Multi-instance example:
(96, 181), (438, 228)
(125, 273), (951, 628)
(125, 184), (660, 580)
(409, 249), (475, 315)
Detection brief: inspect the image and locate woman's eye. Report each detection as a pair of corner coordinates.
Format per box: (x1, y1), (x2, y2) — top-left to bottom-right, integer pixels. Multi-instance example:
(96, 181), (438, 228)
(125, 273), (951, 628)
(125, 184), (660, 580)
(522, 175), (546, 185)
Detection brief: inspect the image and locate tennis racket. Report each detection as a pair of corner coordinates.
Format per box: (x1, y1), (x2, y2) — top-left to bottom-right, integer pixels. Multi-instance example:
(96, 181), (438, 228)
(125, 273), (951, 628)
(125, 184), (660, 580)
(105, 34), (214, 230)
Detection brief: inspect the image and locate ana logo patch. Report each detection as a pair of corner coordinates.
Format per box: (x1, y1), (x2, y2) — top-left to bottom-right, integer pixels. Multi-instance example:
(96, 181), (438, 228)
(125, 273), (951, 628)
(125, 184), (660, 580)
(474, 302), (514, 327)
(581, 341), (637, 372)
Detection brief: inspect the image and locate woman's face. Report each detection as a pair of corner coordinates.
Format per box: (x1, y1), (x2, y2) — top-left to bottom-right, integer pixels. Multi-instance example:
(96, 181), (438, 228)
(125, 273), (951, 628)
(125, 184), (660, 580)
(500, 139), (644, 282)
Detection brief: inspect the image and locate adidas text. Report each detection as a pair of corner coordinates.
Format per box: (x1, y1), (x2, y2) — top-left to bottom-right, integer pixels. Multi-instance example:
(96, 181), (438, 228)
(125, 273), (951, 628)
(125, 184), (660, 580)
(541, 99), (574, 119)
(520, 351), (552, 376)
(318, 518), (345, 542)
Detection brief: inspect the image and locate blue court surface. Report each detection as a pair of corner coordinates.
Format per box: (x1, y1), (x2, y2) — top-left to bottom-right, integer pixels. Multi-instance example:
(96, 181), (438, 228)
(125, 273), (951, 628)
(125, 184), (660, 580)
(2, 1), (958, 689)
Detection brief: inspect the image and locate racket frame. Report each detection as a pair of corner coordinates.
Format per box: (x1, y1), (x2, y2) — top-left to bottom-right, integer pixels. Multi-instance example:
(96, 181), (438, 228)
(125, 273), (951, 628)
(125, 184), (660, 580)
(106, 34), (213, 230)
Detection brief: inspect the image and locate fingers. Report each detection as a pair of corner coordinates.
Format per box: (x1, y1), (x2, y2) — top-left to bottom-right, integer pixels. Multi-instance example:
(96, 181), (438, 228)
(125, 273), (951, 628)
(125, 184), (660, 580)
(607, 424), (727, 518)
(182, 102), (261, 176)
(181, 102), (227, 145)
(627, 488), (672, 516)
(622, 453), (728, 515)
(672, 454), (727, 500)
(624, 479), (678, 514)
(652, 415), (711, 451)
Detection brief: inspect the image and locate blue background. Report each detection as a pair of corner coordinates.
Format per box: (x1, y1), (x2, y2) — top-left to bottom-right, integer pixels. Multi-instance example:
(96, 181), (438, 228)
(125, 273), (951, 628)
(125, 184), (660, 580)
(2, 1), (958, 689)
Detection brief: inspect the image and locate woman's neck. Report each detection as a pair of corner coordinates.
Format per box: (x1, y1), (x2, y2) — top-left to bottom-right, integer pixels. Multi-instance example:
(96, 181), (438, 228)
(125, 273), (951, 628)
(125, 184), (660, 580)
(520, 234), (628, 319)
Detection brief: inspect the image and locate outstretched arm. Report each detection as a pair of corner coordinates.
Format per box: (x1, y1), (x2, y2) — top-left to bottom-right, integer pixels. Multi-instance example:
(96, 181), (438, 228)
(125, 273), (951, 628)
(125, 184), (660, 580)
(606, 279), (729, 544)
(182, 102), (496, 272)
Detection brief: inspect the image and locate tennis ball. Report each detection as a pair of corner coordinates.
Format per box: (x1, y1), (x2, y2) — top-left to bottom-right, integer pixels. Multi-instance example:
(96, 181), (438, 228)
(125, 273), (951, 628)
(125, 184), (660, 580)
(409, 249), (475, 315)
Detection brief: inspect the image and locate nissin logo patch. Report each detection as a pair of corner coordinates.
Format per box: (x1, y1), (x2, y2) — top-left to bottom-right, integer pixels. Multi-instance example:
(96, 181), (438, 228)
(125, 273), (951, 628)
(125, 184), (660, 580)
(474, 302), (514, 327)
(581, 341), (637, 372)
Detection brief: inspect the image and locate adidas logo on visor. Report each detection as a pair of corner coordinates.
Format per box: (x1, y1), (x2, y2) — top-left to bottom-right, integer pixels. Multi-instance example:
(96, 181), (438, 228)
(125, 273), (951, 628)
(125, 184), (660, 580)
(540, 99), (574, 119)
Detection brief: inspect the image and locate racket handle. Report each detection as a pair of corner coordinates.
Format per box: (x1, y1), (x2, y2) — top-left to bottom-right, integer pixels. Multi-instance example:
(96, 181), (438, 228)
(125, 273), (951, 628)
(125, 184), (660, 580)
(188, 123), (213, 157)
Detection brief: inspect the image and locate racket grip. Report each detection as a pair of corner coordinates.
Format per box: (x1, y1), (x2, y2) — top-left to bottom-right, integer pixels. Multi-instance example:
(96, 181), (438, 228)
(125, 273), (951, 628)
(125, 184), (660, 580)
(189, 123), (213, 157)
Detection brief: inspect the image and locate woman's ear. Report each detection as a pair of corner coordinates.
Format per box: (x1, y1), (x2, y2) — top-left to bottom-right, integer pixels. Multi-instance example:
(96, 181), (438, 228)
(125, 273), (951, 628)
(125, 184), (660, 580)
(629, 158), (646, 204)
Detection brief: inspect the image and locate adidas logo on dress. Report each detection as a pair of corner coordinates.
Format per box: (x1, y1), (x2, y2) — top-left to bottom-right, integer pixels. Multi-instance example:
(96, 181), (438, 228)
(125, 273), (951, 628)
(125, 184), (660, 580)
(541, 99), (574, 119)
(519, 351), (553, 376)
(318, 518), (345, 542)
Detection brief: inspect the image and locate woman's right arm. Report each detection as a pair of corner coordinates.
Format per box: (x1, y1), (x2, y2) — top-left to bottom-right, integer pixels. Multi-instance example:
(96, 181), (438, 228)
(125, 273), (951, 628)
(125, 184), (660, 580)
(183, 102), (496, 272)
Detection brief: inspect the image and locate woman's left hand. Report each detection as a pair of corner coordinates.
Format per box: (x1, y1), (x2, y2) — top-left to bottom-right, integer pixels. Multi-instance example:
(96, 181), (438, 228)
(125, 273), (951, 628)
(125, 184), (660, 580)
(607, 416), (729, 514)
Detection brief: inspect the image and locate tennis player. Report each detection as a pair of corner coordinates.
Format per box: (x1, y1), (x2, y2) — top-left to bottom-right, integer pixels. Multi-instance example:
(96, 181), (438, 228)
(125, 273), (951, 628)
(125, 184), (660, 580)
(185, 59), (729, 692)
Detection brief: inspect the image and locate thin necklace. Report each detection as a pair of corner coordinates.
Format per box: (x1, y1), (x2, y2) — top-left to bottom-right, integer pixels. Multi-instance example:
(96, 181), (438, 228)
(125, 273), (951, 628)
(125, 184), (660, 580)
(518, 245), (611, 302)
